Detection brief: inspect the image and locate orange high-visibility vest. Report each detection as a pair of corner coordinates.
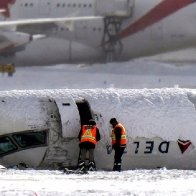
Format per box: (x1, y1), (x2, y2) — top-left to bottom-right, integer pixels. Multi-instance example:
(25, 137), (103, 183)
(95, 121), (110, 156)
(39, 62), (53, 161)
(80, 125), (97, 145)
(111, 123), (127, 147)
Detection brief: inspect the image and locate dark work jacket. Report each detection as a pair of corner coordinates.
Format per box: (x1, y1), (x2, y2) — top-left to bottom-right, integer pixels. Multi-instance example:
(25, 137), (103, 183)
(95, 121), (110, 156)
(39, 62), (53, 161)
(78, 126), (101, 149)
(113, 126), (122, 149)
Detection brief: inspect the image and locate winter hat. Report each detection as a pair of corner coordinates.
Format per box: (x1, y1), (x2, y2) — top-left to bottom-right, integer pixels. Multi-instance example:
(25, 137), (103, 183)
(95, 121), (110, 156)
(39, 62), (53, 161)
(110, 118), (117, 124)
(89, 119), (96, 125)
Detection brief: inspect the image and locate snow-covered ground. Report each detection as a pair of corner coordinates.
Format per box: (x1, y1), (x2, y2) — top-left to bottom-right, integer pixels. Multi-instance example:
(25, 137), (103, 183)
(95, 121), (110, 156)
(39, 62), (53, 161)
(1, 59), (196, 90)
(1, 168), (196, 196)
(1, 59), (196, 195)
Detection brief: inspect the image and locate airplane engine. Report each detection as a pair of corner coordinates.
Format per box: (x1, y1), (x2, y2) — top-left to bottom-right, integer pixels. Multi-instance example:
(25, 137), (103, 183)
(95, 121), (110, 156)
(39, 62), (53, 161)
(2, 30), (31, 47)
(0, 30), (32, 57)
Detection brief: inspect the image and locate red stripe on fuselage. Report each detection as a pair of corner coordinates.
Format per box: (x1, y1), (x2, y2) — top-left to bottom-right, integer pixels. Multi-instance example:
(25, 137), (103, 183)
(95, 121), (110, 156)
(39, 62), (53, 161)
(0, 0), (16, 17)
(119, 0), (194, 39)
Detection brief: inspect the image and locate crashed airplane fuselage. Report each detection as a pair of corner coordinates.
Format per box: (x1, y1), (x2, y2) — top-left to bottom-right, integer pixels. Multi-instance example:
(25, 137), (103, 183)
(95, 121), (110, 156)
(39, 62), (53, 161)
(0, 88), (196, 170)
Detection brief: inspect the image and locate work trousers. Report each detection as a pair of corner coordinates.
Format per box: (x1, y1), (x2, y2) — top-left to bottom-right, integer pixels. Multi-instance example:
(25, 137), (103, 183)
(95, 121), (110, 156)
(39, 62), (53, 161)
(113, 147), (125, 171)
(80, 148), (95, 162)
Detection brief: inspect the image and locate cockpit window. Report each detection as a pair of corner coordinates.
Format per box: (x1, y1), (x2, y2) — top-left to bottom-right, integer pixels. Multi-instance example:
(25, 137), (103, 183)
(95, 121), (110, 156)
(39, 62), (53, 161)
(0, 137), (17, 155)
(13, 131), (47, 148)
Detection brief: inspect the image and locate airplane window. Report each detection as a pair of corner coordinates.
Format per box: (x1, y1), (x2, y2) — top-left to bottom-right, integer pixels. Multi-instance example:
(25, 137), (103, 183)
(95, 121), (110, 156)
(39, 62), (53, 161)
(13, 131), (47, 148)
(0, 137), (17, 155)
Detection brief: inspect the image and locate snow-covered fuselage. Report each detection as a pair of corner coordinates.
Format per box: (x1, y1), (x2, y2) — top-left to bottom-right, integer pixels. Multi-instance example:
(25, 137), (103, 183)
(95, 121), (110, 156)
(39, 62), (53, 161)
(0, 88), (196, 170)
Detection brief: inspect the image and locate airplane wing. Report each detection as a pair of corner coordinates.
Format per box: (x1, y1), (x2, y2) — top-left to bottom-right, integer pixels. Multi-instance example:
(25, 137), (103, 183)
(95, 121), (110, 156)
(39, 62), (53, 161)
(0, 16), (103, 27)
(0, 16), (103, 56)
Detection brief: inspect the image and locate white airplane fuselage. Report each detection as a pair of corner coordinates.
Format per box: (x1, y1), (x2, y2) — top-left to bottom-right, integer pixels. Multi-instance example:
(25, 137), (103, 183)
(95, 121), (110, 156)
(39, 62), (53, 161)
(0, 88), (196, 170)
(2, 0), (196, 63)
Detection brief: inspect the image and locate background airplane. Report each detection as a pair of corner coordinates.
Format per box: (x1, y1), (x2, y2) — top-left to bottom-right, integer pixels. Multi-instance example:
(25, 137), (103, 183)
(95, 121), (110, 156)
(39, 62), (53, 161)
(1, 0), (196, 65)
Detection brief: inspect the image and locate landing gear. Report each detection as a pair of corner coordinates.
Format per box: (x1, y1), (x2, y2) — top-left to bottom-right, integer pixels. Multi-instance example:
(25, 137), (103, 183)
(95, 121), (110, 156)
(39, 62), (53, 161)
(102, 17), (123, 62)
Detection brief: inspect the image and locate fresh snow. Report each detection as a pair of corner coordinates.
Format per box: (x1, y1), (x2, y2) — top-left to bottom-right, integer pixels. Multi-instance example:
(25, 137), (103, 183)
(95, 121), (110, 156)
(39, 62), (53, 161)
(0, 59), (196, 195)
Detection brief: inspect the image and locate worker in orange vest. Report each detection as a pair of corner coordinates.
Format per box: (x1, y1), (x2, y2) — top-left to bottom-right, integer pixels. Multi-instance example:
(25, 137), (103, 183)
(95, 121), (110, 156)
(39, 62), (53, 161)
(78, 119), (100, 171)
(110, 118), (127, 172)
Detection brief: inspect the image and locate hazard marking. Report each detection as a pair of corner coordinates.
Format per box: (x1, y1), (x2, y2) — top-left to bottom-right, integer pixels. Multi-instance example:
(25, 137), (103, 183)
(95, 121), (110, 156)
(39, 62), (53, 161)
(177, 139), (192, 154)
(83, 129), (92, 137)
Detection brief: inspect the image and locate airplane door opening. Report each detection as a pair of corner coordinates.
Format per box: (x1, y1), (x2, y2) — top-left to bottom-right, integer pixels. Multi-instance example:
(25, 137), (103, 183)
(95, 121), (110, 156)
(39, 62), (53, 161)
(76, 100), (93, 126)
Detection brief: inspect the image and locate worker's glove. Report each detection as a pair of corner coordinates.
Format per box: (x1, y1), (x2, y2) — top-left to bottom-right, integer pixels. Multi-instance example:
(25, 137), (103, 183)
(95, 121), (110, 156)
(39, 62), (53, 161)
(112, 144), (116, 150)
(106, 144), (113, 154)
(123, 147), (127, 154)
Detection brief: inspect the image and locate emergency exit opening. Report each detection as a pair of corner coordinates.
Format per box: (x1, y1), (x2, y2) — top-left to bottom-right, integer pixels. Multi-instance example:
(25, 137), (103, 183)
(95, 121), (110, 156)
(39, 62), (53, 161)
(76, 100), (93, 126)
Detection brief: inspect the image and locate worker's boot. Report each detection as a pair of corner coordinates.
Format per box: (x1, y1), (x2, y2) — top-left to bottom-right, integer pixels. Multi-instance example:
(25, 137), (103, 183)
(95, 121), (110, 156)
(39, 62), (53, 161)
(78, 160), (85, 172)
(113, 163), (118, 171)
(116, 163), (121, 172)
(88, 161), (96, 171)
(113, 162), (121, 172)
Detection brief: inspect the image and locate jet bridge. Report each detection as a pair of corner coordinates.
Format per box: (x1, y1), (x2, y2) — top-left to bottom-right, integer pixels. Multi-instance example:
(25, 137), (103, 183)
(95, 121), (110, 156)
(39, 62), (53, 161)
(95, 0), (134, 17)
(95, 0), (135, 62)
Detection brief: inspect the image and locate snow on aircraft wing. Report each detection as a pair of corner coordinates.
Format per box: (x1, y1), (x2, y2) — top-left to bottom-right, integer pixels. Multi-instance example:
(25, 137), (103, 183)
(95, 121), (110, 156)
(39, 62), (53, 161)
(0, 16), (103, 27)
